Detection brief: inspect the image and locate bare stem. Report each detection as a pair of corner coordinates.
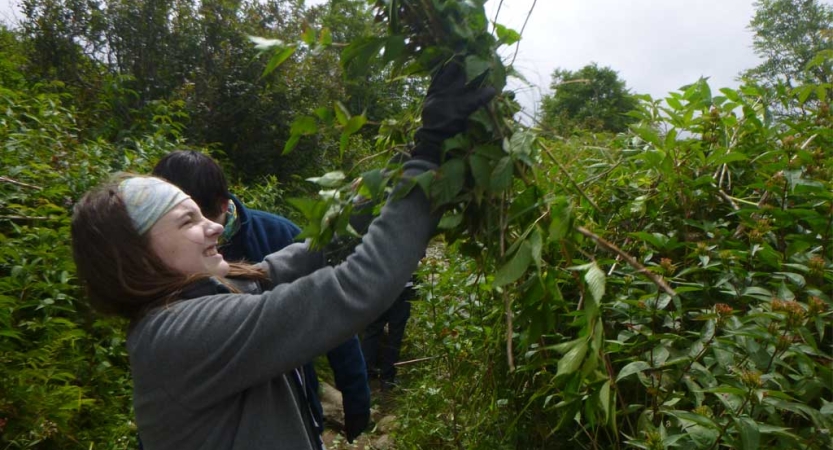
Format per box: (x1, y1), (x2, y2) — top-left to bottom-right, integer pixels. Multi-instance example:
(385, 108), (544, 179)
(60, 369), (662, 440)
(0, 215), (49, 221)
(0, 176), (42, 190)
(576, 226), (677, 297)
(541, 144), (602, 213)
(510, 0), (537, 67)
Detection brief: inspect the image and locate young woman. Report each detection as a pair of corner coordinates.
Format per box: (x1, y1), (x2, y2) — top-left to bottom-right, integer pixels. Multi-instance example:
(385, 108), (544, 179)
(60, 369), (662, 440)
(70, 61), (494, 450)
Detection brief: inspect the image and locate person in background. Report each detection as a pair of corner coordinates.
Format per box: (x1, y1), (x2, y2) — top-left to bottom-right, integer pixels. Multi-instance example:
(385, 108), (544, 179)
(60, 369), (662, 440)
(152, 150), (372, 442)
(361, 276), (417, 391)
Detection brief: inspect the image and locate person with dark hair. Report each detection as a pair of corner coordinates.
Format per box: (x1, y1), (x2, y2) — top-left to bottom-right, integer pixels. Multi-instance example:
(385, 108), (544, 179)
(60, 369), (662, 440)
(70, 59), (495, 449)
(152, 150), (371, 442)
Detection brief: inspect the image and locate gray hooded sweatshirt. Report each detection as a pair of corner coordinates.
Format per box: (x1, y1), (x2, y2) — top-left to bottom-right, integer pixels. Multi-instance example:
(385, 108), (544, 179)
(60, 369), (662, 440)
(127, 160), (438, 449)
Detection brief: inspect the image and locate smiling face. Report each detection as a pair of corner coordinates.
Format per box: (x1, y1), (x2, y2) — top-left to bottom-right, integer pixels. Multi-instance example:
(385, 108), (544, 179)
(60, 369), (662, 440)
(148, 198), (229, 278)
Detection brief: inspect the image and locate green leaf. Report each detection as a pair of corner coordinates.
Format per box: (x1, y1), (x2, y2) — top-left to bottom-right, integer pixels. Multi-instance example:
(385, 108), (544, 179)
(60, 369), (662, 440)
(796, 85), (815, 104)
(598, 380), (611, 422)
(314, 107), (333, 123)
(733, 417), (760, 450)
(494, 241), (533, 287)
(339, 132), (350, 157)
(667, 410), (720, 429)
(283, 134), (301, 155)
(548, 197), (572, 241)
(319, 27), (332, 46)
(360, 169), (384, 198)
(707, 151), (748, 166)
(343, 114), (367, 135)
(495, 23), (521, 46)
(383, 35), (406, 63)
(438, 212), (463, 229)
(290, 116), (318, 136)
(616, 361), (651, 382)
(489, 157), (513, 192)
(306, 171), (345, 188)
(585, 262), (605, 306)
(431, 158), (466, 205)
(774, 272), (805, 288)
(341, 36), (386, 76)
(686, 425), (719, 447)
(665, 96), (683, 111)
(505, 130), (536, 159)
(263, 46), (296, 77)
(288, 197), (321, 221)
(464, 55), (491, 83)
(741, 286), (773, 300)
(469, 154), (492, 190)
(334, 101), (351, 126)
(529, 228), (543, 271)
(556, 338), (588, 377)
(301, 26), (316, 45)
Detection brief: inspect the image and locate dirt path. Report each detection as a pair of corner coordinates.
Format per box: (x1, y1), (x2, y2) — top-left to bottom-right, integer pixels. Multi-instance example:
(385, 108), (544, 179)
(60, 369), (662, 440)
(319, 380), (400, 449)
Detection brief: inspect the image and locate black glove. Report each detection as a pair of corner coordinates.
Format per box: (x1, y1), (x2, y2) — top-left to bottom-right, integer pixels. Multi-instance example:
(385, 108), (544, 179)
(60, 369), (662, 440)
(411, 58), (497, 164)
(344, 411), (370, 443)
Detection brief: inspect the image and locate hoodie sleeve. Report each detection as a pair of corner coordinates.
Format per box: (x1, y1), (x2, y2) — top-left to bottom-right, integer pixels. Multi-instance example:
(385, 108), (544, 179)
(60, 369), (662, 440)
(129, 160), (439, 410)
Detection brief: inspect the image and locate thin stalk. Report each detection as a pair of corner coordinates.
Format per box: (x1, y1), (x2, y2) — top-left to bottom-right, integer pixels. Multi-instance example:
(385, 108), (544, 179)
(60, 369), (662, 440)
(541, 144), (602, 213)
(491, 0), (505, 33)
(0, 176), (42, 190)
(576, 226), (677, 297)
(765, 327), (790, 373)
(510, 0), (537, 67)
(649, 290), (661, 423)
(499, 192), (516, 371)
(708, 390), (754, 450)
(0, 215), (50, 221)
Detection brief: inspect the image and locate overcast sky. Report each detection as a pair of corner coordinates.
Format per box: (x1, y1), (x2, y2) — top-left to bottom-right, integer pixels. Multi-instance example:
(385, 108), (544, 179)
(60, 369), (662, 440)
(483, 0), (765, 118)
(0, 0), (808, 116)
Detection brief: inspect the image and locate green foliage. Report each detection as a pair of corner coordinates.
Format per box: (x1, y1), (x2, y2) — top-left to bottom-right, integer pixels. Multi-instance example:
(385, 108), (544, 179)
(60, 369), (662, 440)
(0, 25), (27, 89)
(0, 84), (185, 448)
(394, 78), (833, 448)
(12, 0), (393, 182)
(540, 63), (640, 134)
(2, 0), (831, 448)
(744, 0), (833, 120)
(745, 0), (833, 89)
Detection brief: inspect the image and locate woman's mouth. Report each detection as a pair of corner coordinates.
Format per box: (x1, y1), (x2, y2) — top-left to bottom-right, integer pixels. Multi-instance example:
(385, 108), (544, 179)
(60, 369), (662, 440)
(203, 245), (219, 257)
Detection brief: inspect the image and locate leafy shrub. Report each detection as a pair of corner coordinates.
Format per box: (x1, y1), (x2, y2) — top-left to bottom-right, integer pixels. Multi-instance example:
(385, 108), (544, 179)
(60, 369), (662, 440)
(394, 79), (832, 449)
(0, 85), (183, 448)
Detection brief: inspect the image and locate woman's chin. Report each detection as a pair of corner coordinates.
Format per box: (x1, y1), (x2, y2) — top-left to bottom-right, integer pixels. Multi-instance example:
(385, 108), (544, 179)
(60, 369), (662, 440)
(207, 258), (230, 278)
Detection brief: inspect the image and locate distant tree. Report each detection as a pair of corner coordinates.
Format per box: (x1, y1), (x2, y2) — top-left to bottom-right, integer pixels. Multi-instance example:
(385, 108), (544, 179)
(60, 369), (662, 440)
(539, 63), (638, 134)
(743, 0), (833, 89)
(0, 25), (27, 89)
(15, 0), (389, 181)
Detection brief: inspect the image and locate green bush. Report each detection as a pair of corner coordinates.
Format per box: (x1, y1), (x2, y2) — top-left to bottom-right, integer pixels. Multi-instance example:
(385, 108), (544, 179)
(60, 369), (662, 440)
(395, 79), (833, 449)
(0, 85), (183, 448)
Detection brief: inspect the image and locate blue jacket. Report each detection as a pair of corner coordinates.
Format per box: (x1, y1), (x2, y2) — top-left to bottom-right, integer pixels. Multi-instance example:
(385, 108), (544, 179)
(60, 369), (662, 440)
(221, 195), (371, 431)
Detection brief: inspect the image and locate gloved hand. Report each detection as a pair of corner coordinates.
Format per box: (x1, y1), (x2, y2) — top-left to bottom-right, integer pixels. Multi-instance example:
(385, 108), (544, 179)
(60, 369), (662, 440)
(411, 57), (497, 164)
(344, 411), (370, 443)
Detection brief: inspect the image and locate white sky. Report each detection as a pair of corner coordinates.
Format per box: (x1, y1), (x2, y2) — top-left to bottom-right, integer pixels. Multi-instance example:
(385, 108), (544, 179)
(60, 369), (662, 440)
(485, 0), (764, 118)
(1, 0), (816, 117)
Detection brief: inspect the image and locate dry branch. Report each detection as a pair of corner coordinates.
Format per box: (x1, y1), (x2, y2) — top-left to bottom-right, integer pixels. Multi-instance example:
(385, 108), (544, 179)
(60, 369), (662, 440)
(0, 176), (42, 190)
(576, 226), (677, 297)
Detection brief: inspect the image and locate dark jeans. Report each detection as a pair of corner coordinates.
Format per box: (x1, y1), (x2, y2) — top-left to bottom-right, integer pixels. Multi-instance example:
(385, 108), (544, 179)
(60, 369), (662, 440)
(361, 287), (413, 381)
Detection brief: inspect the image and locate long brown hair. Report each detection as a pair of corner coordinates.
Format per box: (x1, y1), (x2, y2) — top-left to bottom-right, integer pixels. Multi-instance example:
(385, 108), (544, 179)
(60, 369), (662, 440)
(70, 174), (266, 321)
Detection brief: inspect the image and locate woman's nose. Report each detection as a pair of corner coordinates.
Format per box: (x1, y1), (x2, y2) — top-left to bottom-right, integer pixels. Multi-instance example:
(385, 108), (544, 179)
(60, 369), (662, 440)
(206, 219), (224, 237)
